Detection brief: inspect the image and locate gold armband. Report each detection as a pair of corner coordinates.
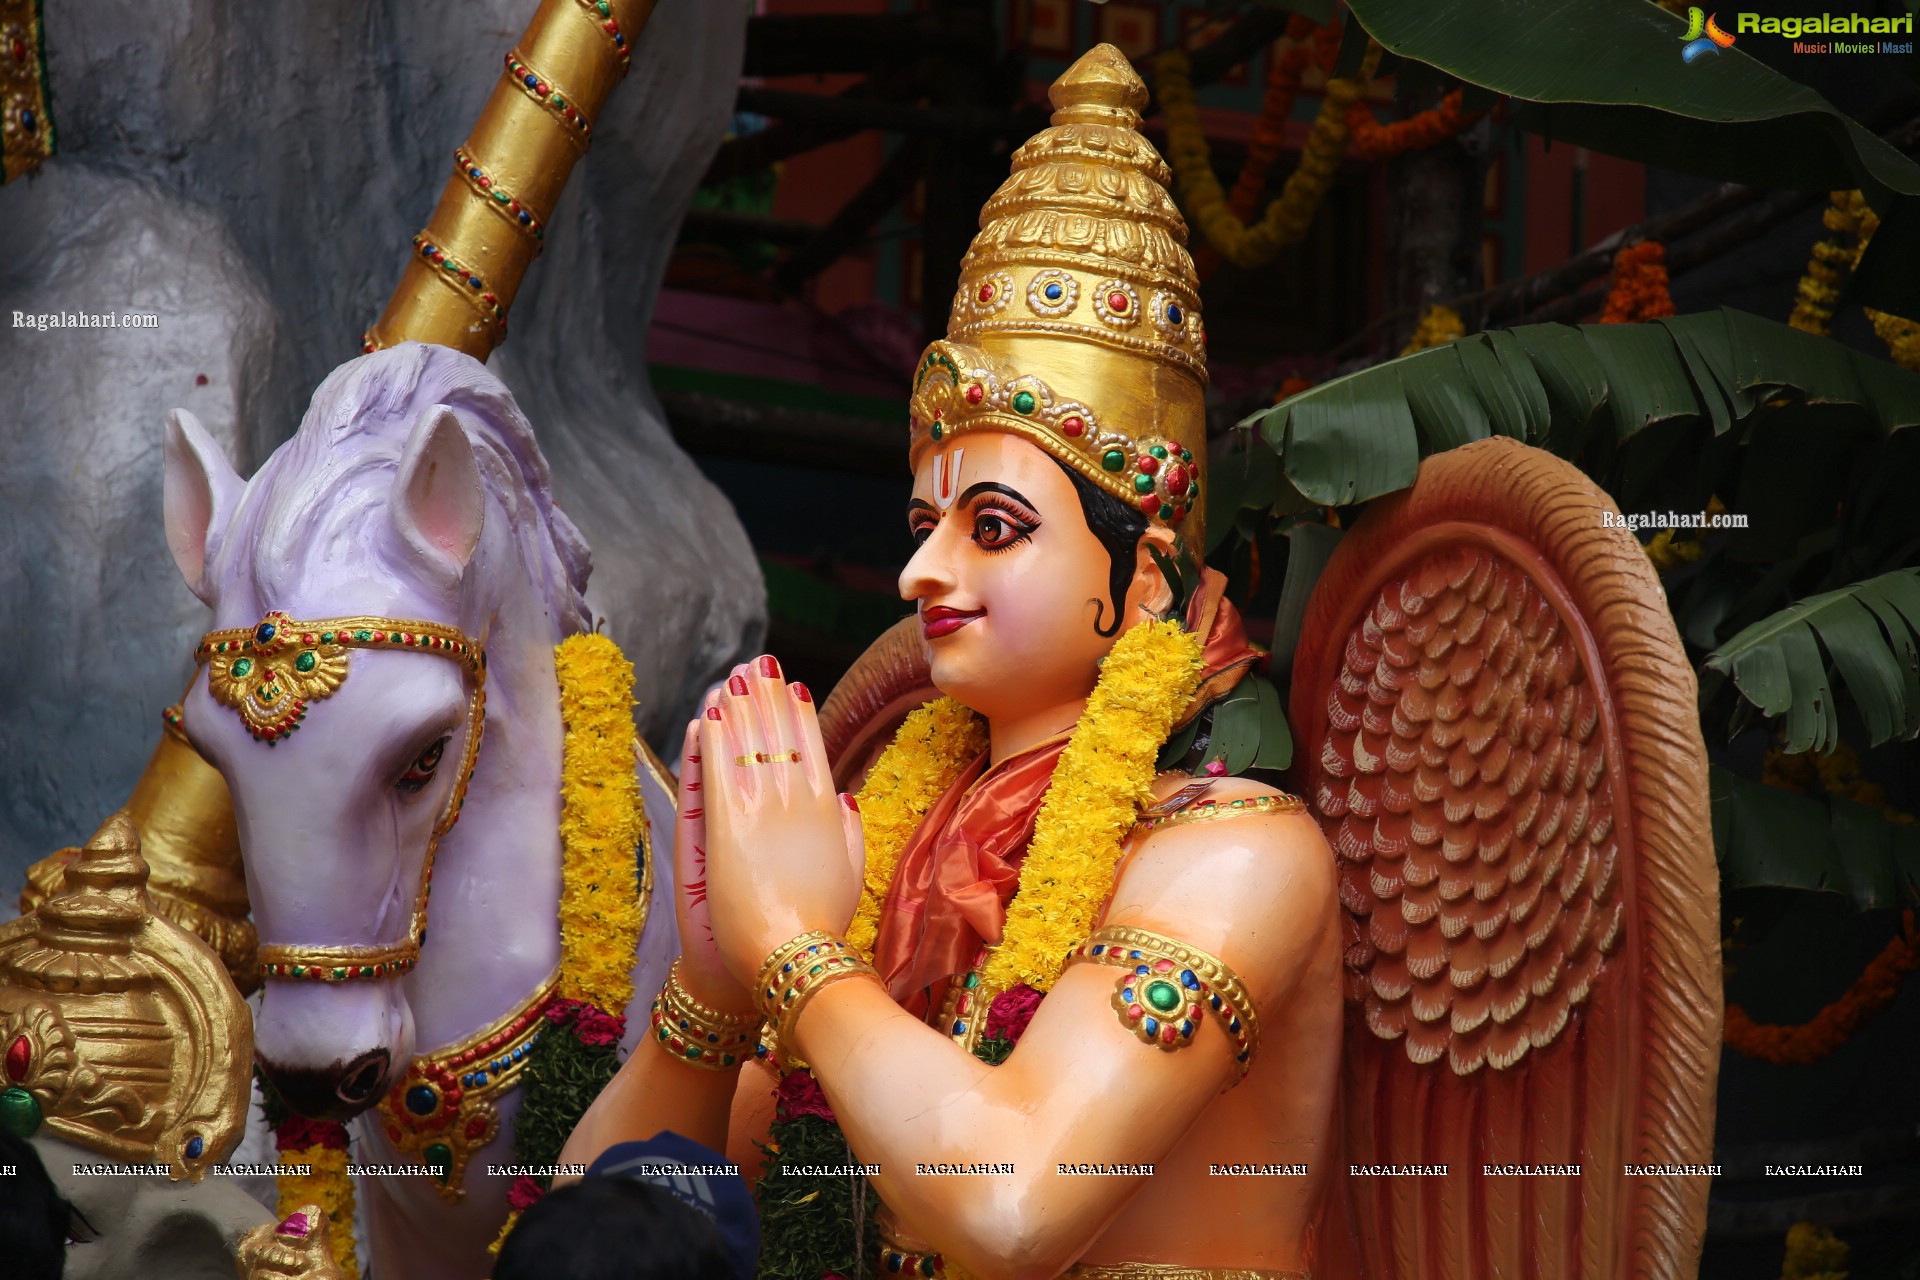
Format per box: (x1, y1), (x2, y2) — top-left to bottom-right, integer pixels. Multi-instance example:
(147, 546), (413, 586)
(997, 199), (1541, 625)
(650, 959), (762, 1071)
(1067, 925), (1260, 1084)
(1135, 792), (1303, 835)
(755, 930), (877, 1046)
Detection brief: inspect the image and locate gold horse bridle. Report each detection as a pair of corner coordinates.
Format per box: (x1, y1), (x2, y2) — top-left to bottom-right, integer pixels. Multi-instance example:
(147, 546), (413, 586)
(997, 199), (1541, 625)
(191, 611), (487, 981)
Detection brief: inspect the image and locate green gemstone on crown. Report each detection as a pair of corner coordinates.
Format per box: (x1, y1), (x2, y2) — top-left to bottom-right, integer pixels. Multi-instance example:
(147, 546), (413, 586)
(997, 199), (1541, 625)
(1144, 980), (1182, 1013)
(231, 658), (253, 677)
(1011, 390), (1037, 415)
(1101, 449), (1126, 472)
(931, 422), (944, 441)
(294, 651), (316, 673)
(1133, 473), (1155, 494)
(1150, 445), (1168, 460)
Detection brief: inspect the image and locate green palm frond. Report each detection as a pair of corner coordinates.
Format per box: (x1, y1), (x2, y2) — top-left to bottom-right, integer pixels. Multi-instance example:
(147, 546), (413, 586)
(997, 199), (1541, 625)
(1712, 765), (1920, 909)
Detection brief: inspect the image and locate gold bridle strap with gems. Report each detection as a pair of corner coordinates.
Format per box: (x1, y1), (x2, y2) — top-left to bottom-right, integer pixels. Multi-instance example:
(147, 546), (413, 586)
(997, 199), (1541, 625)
(191, 612), (488, 982)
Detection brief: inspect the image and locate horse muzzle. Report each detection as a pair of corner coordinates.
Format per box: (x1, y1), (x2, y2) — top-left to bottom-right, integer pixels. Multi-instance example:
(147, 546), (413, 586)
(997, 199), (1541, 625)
(257, 1047), (395, 1122)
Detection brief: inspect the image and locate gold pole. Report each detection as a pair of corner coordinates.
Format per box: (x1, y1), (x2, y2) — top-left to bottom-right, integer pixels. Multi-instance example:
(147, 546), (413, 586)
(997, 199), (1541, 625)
(23, 0), (664, 985)
(362, 0), (660, 357)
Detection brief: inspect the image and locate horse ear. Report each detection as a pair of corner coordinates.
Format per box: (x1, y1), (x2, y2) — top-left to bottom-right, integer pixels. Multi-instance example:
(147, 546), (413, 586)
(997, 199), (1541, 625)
(392, 405), (484, 582)
(163, 408), (245, 605)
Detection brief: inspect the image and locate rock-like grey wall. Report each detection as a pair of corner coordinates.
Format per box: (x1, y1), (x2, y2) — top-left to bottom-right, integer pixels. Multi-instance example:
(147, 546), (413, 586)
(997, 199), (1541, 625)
(0, 0), (766, 886)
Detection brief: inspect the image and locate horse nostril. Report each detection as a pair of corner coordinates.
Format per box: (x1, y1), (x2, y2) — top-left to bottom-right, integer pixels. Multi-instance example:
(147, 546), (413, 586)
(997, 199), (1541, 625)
(337, 1049), (391, 1105)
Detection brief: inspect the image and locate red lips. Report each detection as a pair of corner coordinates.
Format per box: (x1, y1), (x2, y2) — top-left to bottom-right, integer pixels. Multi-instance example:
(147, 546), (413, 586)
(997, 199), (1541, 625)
(921, 605), (984, 639)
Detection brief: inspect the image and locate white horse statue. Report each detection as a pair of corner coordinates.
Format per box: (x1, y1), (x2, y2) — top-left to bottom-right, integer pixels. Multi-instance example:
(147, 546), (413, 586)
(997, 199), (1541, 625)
(160, 340), (678, 1280)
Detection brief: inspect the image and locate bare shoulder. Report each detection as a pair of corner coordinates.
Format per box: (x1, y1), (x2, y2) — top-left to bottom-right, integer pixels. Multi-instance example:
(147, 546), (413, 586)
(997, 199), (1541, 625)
(1107, 775), (1338, 1003)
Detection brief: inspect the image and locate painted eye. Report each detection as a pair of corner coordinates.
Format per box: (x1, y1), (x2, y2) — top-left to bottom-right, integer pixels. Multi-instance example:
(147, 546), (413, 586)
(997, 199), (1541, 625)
(397, 738), (449, 794)
(974, 512), (1023, 549)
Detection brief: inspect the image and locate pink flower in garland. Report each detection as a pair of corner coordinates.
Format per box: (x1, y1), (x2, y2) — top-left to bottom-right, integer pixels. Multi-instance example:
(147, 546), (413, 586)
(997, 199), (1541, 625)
(775, 1068), (837, 1123)
(507, 1175), (546, 1212)
(546, 997), (627, 1048)
(984, 983), (1043, 1044)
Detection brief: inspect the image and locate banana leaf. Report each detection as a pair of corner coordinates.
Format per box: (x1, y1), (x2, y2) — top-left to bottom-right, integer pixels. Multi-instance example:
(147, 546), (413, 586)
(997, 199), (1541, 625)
(1241, 308), (1920, 507)
(1712, 764), (1920, 909)
(1343, 0), (1920, 315)
(1705, 568), (1920, 752)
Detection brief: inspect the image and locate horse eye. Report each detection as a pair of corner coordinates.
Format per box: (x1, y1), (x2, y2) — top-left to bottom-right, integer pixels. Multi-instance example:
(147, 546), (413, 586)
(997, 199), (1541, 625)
(397, 738), (449, 794)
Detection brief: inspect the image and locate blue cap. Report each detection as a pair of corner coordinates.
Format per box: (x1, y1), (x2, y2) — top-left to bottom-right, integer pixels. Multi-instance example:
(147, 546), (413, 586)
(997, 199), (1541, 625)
(587, 1131), (759, 1279)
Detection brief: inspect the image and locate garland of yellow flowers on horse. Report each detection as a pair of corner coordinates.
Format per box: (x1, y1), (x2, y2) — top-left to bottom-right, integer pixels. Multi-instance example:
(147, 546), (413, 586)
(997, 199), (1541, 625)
(264, 633), (649, 1274)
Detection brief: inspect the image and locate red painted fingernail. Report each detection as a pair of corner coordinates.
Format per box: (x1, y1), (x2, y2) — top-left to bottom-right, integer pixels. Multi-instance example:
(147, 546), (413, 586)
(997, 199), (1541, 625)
(705, 707), (722, 721)
(727, 674), (749, 696)
(688, 754), (700, 764)
(758, 655), (781, 678)
(793, 682), (812, 703)
(841, 793), (859, 812)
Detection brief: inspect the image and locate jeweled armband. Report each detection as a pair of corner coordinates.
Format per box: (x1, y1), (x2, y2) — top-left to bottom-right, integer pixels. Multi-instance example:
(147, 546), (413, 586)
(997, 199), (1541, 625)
(755, 930), (877, 1047)
(651, 959), (762, 1071)
(1066, 926), (1260, 1084)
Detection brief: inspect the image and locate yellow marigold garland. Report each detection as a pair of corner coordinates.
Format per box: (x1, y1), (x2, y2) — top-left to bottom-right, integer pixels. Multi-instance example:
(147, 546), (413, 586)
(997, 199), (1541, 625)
(553, 632), (647, 1015)
(848, 620), (1205, 994)
(1156, 44), (1380, 269)
(276, 1145), (360, 1280)
(1400, 304), (1465, 355)
(982, 620), (1204, 992)
(1790, 190), (1920, 370)
(849, 697), (989, 958)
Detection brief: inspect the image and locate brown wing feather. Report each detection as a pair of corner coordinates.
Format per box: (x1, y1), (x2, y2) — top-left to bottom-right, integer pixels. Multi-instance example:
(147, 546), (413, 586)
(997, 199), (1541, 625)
(1291, 439), (1718, 1280)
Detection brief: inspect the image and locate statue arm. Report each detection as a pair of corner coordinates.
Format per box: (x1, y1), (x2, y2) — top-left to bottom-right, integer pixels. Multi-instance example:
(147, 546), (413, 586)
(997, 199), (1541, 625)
(554, 1025), (743, 1180)
(792, 797), (1336, 1280)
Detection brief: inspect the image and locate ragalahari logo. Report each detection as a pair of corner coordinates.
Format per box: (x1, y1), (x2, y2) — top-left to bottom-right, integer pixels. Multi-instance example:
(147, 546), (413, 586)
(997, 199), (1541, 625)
(1680, 7), (1737, 61)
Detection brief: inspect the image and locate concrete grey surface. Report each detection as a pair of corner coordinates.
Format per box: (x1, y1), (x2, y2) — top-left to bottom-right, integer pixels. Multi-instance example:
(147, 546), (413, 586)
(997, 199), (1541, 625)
(0, 0), (766, 889)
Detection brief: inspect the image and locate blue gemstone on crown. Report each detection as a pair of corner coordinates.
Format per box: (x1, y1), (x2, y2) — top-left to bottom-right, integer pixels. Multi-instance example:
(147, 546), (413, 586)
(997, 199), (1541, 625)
(1044, 283), (1063, 301)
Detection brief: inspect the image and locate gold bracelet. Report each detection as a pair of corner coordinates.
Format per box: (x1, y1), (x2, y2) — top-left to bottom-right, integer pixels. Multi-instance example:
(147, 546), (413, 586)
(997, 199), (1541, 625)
(1066, 925), (1261, 1084)
(650, 959), (762, 1071)
(754, 930), (876, 1047)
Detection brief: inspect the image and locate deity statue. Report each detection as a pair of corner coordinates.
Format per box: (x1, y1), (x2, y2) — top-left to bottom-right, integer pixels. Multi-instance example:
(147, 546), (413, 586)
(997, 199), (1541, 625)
(562, 43), (1718, 1280)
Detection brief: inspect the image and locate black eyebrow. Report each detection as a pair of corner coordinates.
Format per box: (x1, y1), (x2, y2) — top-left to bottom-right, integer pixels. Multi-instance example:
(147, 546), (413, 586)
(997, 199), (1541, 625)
(908, 499), (938, 516)
(959, 482), (1039, 509)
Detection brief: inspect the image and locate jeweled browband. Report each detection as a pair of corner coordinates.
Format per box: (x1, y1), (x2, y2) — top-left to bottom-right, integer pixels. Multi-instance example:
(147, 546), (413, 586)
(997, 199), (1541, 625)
(191, 611), (488, 981)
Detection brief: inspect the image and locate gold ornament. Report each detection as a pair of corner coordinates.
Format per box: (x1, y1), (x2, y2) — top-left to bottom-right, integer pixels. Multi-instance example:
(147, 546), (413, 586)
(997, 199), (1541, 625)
(21, 701), (259, 993)
(0, 812), (251, 1179)
(374, 973), (558, 1201)
(361, 0), (661, 356)
(910, 45), (1210, 546)
(0, 0), (54, 183)
(236, 1205), (351, 1280)
(191, 611), (489, 983)
(1067, 925), (1260, 1084)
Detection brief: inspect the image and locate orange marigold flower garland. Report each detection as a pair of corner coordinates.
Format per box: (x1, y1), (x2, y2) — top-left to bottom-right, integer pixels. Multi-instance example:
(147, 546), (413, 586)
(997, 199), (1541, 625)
(1157, 41), (1380, 269)
(1344, 88), (1485, 164)
(1725, 911), (1920, 1065)
(1399, 304), (1464, 355)
(1225, 18), (1334, 224)
(273, 1117), (360, 1280)
(1788, 190), (1920, 369)
(1598, 240), (1675, 323)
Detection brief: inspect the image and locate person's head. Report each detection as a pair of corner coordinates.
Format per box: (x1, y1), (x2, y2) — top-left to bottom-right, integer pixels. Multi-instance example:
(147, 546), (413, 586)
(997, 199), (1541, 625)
(0, 1129), (80, 1280)
(492, 1178), (734, 1280)
(901, 431), (1181, 721)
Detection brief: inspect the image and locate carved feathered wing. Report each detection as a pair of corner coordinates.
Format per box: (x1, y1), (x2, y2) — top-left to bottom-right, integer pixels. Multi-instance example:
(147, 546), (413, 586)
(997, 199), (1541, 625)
(1291, 438), (1720, 1280)
(820, 616), (939, 791)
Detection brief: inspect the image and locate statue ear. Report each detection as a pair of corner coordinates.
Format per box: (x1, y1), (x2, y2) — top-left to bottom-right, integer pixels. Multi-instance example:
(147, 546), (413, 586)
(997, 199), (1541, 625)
(391, 405), (484, 583)
(162, 408), (245, 605)
(1132, 524), (1182, 620)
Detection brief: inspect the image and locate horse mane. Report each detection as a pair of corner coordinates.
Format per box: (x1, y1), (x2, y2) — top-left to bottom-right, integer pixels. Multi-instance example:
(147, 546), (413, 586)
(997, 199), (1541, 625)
(217, 342), (592, 635)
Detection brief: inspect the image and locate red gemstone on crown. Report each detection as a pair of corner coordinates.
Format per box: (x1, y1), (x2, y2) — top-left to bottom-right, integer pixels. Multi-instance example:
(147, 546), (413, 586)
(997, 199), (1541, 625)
(978, 283), (994, 303)
(1141, 495), (1161, 515)
(1138, 455), (1159, 475)
(1061, 416), (1084, 437)
(1165, 463), (1189, 493)
(965, 385), (984, 405)
(5, 1034), (29, 1082)
(1108, 291), (1129, 313)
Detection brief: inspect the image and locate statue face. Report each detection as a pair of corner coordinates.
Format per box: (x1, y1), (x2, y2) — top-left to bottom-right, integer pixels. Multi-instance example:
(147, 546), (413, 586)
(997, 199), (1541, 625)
(902, 433), (1161, 723)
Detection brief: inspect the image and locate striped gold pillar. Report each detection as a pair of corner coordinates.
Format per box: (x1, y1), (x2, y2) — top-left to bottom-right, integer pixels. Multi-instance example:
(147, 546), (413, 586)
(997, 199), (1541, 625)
(363, 0), (659, 357)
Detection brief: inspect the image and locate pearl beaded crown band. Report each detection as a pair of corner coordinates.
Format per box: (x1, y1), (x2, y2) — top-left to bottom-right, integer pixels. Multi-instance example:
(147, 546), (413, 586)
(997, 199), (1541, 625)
(908, 44), (1210, 545)
(192, 611), (488, 981)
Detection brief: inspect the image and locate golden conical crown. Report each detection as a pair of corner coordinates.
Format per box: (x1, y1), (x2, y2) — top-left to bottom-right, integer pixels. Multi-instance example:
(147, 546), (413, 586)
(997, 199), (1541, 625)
(910, 44), (1209, 544)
